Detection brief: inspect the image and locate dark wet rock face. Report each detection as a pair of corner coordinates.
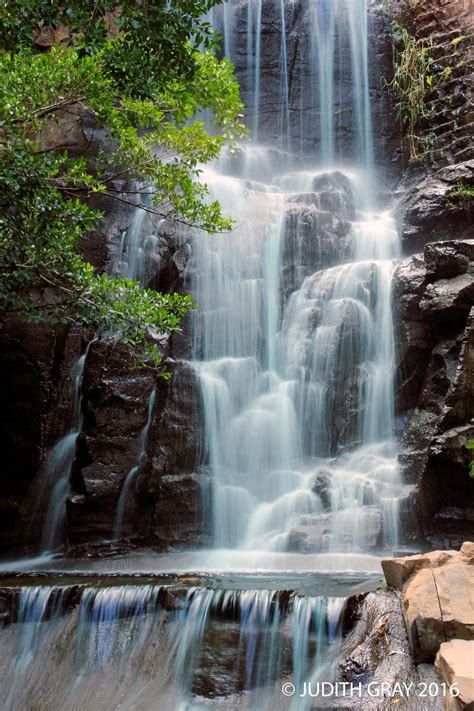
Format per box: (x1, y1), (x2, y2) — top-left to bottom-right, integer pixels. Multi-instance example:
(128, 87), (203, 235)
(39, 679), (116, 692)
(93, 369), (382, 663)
(137, 362), (207, 547)
(393, 238), (474, 547)
(281, 172), (355, 300)
(150, 471), (212, 549)
(67, 339), (155, 543)
(223, 0), (401, 182)
(0, 320), (84, 551)
(66, 350), (205, 548)
(396, 161), (474, 255)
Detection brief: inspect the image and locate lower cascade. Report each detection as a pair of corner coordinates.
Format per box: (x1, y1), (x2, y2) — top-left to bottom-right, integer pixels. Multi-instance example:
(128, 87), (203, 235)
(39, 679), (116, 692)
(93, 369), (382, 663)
(2, 583), (347, 710)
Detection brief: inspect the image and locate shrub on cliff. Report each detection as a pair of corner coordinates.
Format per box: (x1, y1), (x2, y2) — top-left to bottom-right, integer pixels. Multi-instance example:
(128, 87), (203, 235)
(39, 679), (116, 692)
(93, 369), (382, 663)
(0, 0), (245, 373)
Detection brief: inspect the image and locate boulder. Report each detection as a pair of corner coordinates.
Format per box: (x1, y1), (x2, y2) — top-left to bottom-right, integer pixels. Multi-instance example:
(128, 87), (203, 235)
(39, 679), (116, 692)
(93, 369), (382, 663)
(397, 161), (474, 254)
(286, 507), (383, 553)
(435, 640), (474, 710)
(280, 171), (354, 299)
(383, 545), (474, 663)
(393, 254), (429, 321)
(461, 542), (474, 561)
(420, 274), (474, 324)
(311, 469), (333, 510)
(382, 552), (453, 589)
(424, 241), (474, 281)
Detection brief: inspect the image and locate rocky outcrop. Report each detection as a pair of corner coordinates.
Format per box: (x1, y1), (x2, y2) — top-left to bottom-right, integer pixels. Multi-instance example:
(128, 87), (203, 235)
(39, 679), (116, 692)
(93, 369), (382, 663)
(137, 361), (208, 548)
(66, 339), (155, 543)
(435, 640), (474, 710)
(0, 318), (84, 551)
(337, 590), (436, 709)
(390, 0), (474, 549)
(393, 239), (474, 546)
(64, 347), (205, 548)
(396, 162), (474, 255)
(382, 543), (474, 664)
(281, 171), (355, 299)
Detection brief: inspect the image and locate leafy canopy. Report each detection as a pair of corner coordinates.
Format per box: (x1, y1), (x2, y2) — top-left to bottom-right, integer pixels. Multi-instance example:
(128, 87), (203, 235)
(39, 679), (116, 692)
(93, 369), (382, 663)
(0, 0), (246, 373)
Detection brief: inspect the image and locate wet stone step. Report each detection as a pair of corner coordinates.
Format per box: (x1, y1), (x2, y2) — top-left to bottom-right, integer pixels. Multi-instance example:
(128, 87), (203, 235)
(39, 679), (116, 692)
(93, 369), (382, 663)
(0, 582), (352, 626)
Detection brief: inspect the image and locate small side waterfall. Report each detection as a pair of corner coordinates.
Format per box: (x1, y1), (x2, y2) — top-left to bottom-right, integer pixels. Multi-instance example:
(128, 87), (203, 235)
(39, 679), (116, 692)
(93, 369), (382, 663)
(113, 193), (164, 285)
(36, 192), (159, 553)
(112, 194), (160, 539)
(113, 388), (156, 539)
(40, 351), (88, 554)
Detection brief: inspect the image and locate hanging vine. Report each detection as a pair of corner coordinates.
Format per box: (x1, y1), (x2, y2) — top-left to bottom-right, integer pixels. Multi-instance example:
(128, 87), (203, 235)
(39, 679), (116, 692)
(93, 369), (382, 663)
(382, 21), (435, 160)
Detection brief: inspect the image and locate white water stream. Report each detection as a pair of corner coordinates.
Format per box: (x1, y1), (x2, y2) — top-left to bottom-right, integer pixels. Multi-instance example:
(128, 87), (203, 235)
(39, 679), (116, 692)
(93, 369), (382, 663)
(40, 352), (88, 553)
(192, 0), (409, 561)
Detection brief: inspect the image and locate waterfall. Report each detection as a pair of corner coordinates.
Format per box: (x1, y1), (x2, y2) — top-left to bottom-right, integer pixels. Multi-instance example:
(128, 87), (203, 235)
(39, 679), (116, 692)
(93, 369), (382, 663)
(1, 583), (346, 709)
(190, 0), (408, 559)
(40, 351), (88, 554)
(113, 191), (163, 285)
(110, 189), (162, 540)
(278, 0), (291, 153)
(310, 1), (336, 164)
(192, 171), (406, 554)
(253, 0), (263, 140)
(0, 4), (415, 707)
(114, 388), (156, 539)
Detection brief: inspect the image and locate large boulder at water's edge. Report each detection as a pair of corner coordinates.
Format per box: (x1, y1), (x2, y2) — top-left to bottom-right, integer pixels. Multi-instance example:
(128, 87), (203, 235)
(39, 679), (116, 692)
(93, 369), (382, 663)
(382, 543), (474, 663)
(435, 640), (474, 710)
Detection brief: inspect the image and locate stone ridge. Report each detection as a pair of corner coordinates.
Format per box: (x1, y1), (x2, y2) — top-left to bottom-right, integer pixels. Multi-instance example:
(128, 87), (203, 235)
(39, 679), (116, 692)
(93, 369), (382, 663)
(382, 543), (474, 664)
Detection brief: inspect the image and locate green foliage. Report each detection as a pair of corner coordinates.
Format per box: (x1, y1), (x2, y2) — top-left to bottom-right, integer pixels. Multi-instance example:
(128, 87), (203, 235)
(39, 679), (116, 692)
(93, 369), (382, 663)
(382, 21), (435, 161)
(449, 183), (474, 209)
(382, 12), (468, 163)
(451, 35), (466, 47)
(466, 441), (474, 479)
(0, 0), (246, 373)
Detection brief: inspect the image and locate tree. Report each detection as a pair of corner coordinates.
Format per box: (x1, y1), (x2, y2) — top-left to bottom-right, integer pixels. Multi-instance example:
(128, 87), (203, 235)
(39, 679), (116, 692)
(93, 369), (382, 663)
(0, 0), (246, 372)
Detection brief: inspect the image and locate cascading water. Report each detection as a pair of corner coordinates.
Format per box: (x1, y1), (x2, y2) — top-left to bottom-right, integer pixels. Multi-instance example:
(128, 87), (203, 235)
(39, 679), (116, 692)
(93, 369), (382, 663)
(35, 190), (158, 554)
(0, 583), (346, 710)
(191, 0), (409, 562)
(114, 388), (156, 539)
(113, 192), (164, 284)
(0, 3), (416, 708)
(40, 351), (88, 554)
